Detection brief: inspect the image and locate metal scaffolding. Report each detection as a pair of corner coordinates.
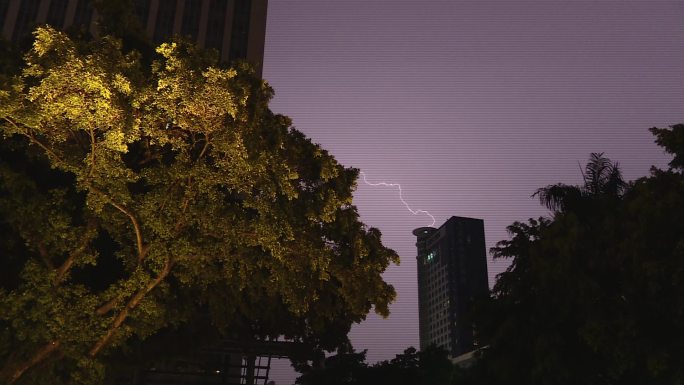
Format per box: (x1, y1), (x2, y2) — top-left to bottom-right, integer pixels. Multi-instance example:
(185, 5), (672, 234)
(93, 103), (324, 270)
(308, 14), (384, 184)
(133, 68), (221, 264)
(119, 339), (311, 385)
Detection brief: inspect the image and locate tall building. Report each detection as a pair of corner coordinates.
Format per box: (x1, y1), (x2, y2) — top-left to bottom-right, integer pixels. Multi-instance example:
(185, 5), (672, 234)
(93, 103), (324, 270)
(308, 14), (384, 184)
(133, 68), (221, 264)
(413, 216), (489, 357)
(0, 0), (268, 76)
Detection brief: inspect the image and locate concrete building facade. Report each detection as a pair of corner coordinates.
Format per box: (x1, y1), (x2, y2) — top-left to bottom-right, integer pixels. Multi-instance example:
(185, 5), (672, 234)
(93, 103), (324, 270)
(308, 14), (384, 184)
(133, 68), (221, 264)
(0, 0), (268, 75)
(413, 216), (489, 357)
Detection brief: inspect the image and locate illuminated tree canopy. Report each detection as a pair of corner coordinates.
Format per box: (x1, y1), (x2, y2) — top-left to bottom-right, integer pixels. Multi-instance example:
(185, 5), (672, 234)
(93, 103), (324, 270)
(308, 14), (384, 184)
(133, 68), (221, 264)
(0, 27), (398, 384)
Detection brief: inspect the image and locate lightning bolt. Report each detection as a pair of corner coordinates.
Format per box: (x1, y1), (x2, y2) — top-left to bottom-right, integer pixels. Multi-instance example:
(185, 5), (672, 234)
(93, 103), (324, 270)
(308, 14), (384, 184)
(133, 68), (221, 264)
(359, 171), (436, 227)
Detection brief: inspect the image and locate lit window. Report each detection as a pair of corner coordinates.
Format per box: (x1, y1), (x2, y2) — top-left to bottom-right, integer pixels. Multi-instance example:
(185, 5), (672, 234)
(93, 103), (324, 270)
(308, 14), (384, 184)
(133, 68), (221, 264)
(427, 251), (436, 262)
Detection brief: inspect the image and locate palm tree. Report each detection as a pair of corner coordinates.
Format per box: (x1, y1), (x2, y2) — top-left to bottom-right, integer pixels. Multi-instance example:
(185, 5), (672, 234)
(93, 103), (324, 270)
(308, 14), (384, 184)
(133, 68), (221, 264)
(533, 153), (628, 213)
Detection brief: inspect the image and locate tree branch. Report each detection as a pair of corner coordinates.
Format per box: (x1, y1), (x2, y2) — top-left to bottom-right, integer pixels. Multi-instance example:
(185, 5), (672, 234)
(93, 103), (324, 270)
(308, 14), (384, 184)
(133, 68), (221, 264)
(3, 117), (66, 166)
(36, 242), (55, 270)
(95, 297), (119, 316)
(9, 258), (167, 382)
(87, 185), (145, 260)
(54, 219), (97, 284)
(197, 134), (211, 160)
(4, 340), (60, 385)
(88, 260), (175, 357)
(172, 194), (192, 233)
(88, 127), (96, 177)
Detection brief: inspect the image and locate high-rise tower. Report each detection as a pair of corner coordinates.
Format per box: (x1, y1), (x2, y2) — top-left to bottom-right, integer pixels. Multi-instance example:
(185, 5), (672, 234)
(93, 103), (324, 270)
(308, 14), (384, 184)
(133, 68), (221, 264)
(413, 216), (489, 357)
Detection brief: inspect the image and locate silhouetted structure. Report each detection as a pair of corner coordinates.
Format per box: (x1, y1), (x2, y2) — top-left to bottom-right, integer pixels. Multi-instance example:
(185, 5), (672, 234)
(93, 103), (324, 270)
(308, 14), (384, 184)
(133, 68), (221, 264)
(117, 339), (311, 385)
(413, 216), (489, 357)
(0, 0), (268, 75)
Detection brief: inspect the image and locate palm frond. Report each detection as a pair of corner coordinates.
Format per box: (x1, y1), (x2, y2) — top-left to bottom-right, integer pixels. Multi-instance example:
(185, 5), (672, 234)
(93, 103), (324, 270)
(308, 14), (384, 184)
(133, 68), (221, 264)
(583, 152), (612, 195)
(535, 153), (628, 214)
(603, 161), (628, 197)
(532, 183), (583, 213)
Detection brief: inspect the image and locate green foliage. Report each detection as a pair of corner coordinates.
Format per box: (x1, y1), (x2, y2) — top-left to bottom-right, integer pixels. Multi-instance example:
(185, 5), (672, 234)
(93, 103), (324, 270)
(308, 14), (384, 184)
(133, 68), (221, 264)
(295, 345), (455, 385)
(471, 130), (684, 385)
(0, 27), (398, 384)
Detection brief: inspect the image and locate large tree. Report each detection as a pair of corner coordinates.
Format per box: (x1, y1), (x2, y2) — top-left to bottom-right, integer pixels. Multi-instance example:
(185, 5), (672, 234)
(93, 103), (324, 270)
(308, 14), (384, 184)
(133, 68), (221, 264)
(474, 126), (684, 385)
(0, 27), (398, 384)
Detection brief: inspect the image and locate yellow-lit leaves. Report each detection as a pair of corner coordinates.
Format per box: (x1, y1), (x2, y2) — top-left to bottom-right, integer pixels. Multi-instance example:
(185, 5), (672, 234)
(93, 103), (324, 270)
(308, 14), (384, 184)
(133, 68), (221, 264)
(1, 27), (400, 370)
(25, 31), (132, 143)
(153, 42), (241, 135)
(29, 26), (75, 59)
(111, 73), (132, 96)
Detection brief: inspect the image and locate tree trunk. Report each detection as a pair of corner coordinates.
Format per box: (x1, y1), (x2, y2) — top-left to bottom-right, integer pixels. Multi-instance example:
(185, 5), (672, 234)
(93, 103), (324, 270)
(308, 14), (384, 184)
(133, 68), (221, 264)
(4, 340), (60, 385)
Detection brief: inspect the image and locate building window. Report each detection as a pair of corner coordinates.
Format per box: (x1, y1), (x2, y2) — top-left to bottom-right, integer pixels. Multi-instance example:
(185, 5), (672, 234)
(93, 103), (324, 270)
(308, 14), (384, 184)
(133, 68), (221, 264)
(228, 0), (250, 61)
(46, 0), (70, 28)
(12, 0), (41, 42)
(134, 0), (151, 27)
(0, 0), (11, 28)
(153, 0), (177, 44)
(72, 0), (94, 29)
(181, 0), (202, 39)
(206, 0), (228, 53)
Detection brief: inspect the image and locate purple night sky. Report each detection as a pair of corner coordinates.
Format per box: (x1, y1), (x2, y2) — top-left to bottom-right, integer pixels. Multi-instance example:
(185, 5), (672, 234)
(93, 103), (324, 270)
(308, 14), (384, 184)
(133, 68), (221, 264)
(260, 1), (684, 383)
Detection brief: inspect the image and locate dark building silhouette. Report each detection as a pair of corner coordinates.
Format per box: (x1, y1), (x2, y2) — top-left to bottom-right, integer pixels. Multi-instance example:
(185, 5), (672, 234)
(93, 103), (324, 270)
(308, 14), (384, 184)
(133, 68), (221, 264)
(413, 216), (489, 357)
(0, 0), (268, 76)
